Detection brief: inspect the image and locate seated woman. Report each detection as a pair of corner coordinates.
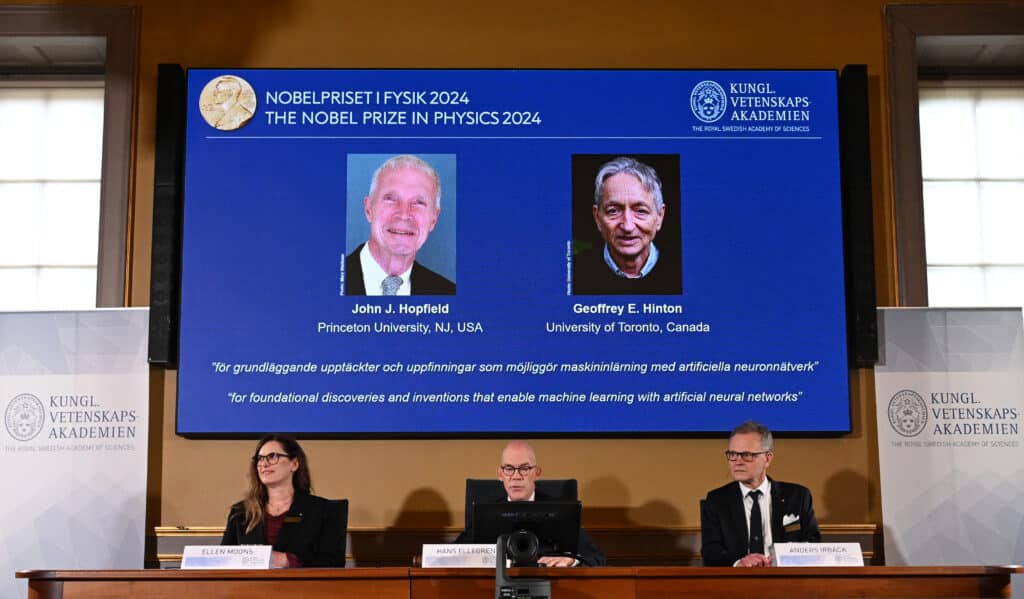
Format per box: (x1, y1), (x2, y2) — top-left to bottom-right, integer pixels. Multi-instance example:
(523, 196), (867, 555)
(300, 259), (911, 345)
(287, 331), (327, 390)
(221, 433), (345, 567)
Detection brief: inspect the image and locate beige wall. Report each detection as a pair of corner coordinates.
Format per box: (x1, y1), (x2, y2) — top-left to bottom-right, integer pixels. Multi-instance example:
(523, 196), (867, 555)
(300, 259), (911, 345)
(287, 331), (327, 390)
(121, 0), (928, 532)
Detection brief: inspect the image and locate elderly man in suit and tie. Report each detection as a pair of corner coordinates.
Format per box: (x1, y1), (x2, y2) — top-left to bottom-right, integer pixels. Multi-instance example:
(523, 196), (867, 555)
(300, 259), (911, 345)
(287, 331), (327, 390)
(700, 420), (821, 567)
(345, 154), (455, 296)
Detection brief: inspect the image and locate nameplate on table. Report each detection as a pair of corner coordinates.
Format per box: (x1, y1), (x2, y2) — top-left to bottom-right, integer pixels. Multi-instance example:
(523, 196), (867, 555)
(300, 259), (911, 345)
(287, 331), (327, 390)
(421, 544), (496, 567)
(772, 542), (864, 567)
(181, 545), (272, 569)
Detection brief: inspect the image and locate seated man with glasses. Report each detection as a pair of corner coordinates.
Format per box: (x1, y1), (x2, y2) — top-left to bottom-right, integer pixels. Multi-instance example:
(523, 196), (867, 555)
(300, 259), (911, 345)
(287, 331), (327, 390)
(455, 440), (607, 567)
(700, 420), (821, 567)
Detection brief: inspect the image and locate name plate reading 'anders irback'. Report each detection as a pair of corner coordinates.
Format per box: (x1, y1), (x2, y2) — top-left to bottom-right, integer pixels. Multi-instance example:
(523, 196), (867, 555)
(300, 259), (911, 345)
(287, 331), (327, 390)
(181, 545), (272, 569)
(772, 542), (864, 567)
(421, 544), (497, 568)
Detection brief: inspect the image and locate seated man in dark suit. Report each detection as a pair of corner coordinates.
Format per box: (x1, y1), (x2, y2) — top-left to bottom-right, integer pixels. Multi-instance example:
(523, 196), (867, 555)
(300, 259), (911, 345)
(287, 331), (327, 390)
(700, 420), (821, 567)
(455, 440), (607, 567)
(345, 154), (455, 295)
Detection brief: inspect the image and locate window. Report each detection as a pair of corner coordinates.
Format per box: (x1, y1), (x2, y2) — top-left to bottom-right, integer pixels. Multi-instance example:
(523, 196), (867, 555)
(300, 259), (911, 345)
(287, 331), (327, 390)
(919, 86), (1024, 307)
(1, 7), (137, 308)
(0, 86), (104, 310)
(885, 5), (1024, 306)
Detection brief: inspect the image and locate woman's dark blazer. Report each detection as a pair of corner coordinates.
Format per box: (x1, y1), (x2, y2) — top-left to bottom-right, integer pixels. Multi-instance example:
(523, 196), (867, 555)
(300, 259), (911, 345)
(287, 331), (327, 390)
(221, 492), (346, 567)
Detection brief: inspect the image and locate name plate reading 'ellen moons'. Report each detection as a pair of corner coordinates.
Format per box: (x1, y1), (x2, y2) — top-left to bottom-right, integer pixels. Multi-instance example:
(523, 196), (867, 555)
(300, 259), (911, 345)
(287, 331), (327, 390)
(421, 544), (497, 568)
(772, 543), (864, 567)
(181, 545), (272, 569)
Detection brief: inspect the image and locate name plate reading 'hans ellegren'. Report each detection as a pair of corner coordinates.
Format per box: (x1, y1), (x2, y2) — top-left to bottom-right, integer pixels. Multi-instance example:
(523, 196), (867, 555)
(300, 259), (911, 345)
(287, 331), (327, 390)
(421, 544), (497, 568)
(772, 543), (864, 567)
(181, 545), (272, 569)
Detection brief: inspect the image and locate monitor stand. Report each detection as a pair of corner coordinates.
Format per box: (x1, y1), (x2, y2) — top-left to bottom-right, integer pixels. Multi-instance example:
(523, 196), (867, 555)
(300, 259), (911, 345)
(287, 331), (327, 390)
(494, 533), (552, 599)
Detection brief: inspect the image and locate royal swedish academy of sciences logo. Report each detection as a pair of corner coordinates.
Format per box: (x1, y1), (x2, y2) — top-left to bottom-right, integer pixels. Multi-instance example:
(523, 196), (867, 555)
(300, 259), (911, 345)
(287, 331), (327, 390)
(888, 389), (928, 437)
(690, 80), (728, 123)
(5, 393), (45, 441)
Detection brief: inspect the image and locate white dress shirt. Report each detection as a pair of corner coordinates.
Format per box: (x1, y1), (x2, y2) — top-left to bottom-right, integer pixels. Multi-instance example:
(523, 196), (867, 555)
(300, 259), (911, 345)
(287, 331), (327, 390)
(359, 244), (412, 296)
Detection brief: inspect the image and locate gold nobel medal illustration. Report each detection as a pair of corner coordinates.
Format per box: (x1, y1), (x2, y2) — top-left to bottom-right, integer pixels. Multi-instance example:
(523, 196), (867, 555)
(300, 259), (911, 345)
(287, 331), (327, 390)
(199, 75), (257, 131)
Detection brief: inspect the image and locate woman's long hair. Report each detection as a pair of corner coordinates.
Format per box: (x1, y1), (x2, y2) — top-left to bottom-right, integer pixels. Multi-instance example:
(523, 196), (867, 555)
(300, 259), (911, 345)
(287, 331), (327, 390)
(242, 433), (313, 533)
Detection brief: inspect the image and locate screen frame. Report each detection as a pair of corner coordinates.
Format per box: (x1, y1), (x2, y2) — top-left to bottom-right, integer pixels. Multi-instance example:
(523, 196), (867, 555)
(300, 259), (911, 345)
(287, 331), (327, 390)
(170, 66), (867, 440)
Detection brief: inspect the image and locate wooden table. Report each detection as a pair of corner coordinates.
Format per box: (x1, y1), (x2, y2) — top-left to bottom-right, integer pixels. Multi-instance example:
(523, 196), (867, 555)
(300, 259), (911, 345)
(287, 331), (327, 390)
(632, 566), (1023, 598)
(18, 565), (1022, 599)
(411, 566), (637, 599)
(16, 567), (410, 599)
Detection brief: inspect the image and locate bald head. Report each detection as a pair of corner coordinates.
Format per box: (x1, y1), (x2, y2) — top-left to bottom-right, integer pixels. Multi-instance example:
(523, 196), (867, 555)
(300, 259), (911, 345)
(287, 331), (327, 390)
(498, 440), (542, 501)
(501, 440), (536, 463)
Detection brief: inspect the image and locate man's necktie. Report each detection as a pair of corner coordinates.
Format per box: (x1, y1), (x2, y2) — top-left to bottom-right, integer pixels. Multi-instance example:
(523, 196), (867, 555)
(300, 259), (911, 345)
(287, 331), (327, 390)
(382, 275), (403, 295)
(748, 489), (764, 555)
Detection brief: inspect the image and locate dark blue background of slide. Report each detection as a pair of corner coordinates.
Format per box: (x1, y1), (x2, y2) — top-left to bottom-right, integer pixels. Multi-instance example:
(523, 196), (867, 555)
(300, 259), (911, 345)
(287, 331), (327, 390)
(177, 69), (851, 436)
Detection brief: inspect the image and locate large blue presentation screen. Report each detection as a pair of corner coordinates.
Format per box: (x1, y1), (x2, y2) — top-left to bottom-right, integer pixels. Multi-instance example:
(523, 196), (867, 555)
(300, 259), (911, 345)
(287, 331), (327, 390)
(177, 69), (851, 436)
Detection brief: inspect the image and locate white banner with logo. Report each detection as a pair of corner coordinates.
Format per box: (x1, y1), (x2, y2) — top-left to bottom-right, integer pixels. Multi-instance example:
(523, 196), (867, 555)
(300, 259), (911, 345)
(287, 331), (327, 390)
(0, 309), (149, 599)
(874, 308), (1024, 580)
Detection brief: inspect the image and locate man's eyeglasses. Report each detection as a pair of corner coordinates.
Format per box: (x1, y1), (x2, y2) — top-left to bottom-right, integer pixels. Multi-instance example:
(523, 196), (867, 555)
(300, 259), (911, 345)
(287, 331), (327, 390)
(725, 450), (770, 462)
(252, 452), (291, 466)
(500, 464), (537, 477)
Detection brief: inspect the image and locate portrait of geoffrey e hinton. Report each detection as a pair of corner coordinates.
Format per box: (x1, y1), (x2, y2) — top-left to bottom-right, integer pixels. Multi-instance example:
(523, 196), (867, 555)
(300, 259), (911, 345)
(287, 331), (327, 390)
(344, 154), (456, 296)
(571, 154), (682, 295)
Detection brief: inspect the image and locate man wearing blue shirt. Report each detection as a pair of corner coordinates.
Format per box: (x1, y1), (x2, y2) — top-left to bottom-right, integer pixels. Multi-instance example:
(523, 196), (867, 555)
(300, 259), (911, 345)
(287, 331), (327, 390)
(573, 156), (680, 295)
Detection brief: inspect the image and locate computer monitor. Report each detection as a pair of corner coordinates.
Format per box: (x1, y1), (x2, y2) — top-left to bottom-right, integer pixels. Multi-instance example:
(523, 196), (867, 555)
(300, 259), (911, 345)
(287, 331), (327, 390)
(470, 501), (581, 558)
